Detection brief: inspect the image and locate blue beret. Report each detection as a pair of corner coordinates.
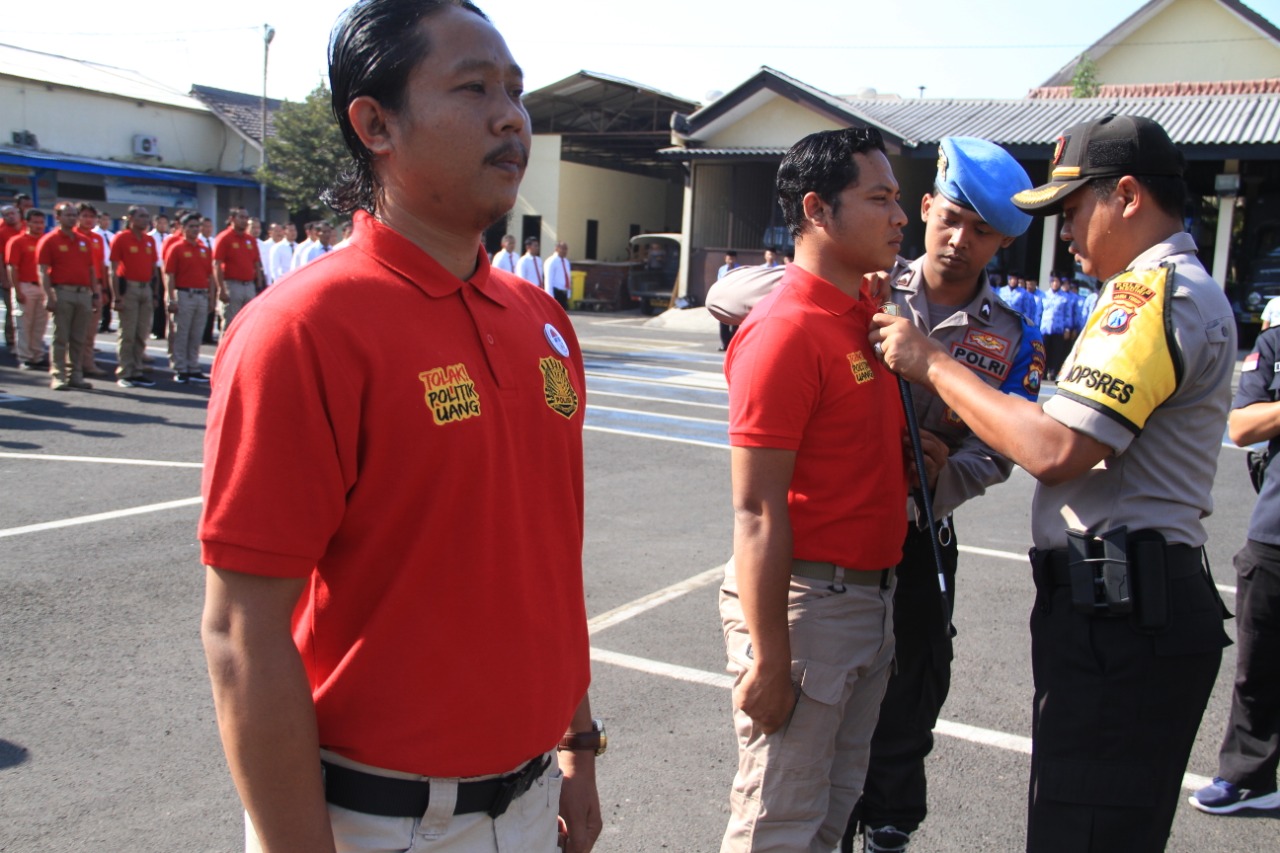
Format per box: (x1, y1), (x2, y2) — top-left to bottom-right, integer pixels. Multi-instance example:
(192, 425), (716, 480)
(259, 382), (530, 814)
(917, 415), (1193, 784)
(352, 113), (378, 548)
(935, 137), (1033, 237)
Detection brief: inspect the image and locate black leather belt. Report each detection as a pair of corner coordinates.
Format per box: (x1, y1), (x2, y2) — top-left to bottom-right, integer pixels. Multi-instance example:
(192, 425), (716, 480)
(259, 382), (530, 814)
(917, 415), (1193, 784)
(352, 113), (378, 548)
(1035, 544), (1205, 586)
(322, 754), (551, 819)
(176, 288), (208, 293)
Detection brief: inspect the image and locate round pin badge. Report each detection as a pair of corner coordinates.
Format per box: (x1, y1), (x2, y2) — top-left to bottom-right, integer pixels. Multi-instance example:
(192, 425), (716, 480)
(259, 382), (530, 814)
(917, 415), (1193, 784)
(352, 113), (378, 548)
(544, 323), (570, 357)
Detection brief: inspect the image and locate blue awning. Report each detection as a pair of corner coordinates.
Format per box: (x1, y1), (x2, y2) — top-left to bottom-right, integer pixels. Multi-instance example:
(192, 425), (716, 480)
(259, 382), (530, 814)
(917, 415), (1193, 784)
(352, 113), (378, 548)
(0, 147), (260, 188)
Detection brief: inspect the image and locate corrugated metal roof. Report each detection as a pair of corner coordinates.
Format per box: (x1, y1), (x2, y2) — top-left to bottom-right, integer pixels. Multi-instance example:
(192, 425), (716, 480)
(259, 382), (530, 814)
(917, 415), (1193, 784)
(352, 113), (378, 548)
(658, 147), (789, 159)
(191, 85), (283, 146)
(840, 93), (1280, 147)
(0, 42), (206, 113)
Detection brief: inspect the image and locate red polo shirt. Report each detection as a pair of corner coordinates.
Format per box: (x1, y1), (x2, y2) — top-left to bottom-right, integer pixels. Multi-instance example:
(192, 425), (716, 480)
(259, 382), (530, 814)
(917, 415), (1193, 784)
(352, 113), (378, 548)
(0, 223), (20, 257)
(5, 232), (40, 283)
(110, 230), (157, 282)
(164, 238), (212, 289)
(36, 228), (94, 286)
(726, 264), (908, 570)
(213, 227), (259, 281)
(199, 211), (589, 777)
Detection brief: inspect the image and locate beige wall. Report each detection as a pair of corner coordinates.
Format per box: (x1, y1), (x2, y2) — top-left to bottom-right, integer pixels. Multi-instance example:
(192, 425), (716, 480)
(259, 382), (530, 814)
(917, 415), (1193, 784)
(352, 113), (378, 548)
(557, 161), (675, 261)
(703, 97), (843, 149)
(513, 133), (562, 248)
(1096, 0), (1280, 83)
(0, 77), (261, 173)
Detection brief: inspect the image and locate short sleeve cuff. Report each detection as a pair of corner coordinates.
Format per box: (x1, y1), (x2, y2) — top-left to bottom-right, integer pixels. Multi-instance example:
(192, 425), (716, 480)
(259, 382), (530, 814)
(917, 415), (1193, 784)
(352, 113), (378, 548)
(1043, 394), (1134, 455)
(200, 539), (318, 578)
(728, 430), (802, 451)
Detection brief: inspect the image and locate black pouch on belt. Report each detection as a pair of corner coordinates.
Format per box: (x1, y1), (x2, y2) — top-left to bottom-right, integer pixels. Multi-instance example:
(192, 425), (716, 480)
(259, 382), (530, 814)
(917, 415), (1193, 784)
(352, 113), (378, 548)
(119, 280), (128, 295)
(1129, 529), (1169, 632)
(1066, 526), (1131, 615)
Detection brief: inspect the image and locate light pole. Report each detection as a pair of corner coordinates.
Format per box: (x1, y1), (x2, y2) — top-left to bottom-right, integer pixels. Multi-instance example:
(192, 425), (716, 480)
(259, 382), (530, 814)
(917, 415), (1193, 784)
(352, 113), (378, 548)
(259, 23), (276, 220)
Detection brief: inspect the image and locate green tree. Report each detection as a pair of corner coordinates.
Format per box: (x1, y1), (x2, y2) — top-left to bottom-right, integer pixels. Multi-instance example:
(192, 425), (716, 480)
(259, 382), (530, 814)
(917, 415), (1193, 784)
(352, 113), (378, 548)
(1071, 54), (1102, 98)
(260, 84), (349, 216)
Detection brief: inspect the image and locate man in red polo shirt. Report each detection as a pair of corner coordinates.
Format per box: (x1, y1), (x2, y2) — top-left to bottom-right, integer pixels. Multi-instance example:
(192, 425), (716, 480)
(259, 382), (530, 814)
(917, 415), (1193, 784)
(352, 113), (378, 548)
(719, 127), (909, 852)
(109, 206), (158, 387)
(213, 207), (263, 333)
(199, 4), (599, 852)
(0, 203), (21, 352)
(163, 212), (215, 383)
(6, 207), (49, 368)
(73, 204), (109, 377)
(38, 202), (98, 390)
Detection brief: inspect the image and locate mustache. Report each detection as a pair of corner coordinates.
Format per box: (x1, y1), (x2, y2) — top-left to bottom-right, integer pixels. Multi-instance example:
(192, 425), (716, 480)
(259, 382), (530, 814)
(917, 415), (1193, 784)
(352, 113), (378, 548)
(484, 141), (529, 168)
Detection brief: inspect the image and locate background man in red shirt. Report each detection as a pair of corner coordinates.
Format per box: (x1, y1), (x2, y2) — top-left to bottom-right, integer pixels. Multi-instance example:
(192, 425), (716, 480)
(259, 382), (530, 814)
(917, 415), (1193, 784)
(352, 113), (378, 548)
(6, 207), (49, 368)
(109, 206), (158, 387)
(213, 207), (263, 333)
(163, 212), (215, 383)
(38, 202), (97, 390)
(73, 204), (109, 378)
(0, 203), (21, 352)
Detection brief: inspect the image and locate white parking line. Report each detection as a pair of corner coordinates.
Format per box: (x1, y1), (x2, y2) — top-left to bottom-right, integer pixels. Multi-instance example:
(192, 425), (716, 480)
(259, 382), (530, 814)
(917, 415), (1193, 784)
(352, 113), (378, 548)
(587, 390), (728, 411)
(588, 566), (724, 635)
(589, 647), (1213, 792)
(584, 425), (727, 450)
(0, 496), (203, 539)
(0, 451), (203, 468)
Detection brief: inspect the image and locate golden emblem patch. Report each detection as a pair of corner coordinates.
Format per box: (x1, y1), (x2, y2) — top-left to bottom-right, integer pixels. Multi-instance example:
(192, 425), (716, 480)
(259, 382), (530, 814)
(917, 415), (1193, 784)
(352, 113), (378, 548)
(539, 356), (579, 418)
(847, 351), (875, 384)
(419, 362), (481, 425)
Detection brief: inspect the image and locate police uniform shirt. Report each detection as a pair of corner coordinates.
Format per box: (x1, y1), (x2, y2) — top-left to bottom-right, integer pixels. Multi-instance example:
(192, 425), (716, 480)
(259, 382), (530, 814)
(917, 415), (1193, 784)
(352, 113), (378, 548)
(1031, 232), (1236, 550)
(888, 258), (1044, 518)
(1235, 328), (1280, 546)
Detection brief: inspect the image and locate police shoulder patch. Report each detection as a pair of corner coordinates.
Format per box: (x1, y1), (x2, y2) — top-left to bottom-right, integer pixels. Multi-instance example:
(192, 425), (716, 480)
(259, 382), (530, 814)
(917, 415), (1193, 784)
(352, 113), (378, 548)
(1056, 264), (1178, 435)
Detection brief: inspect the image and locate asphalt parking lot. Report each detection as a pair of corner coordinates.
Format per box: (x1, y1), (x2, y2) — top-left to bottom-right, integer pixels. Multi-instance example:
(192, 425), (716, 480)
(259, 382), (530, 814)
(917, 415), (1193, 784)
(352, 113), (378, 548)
(0, 311), (1276, 852)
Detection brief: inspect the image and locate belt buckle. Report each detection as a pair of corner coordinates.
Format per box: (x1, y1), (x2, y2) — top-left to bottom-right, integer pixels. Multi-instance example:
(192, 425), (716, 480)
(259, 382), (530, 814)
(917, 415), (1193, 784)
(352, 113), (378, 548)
(487, 754), (550, 819)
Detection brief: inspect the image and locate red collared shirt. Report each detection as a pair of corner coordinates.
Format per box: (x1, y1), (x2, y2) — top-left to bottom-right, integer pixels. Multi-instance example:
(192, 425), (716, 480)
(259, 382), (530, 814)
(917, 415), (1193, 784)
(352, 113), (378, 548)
(199, 211), (589, 777)
(213, 227), (259, 281)
(110, 230), (157, 282)
(36, 228), (94, 286)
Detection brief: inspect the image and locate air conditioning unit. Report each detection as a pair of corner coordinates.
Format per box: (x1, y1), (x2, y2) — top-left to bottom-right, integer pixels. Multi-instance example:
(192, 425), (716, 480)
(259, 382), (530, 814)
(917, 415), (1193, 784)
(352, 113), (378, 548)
(133, 135), (160, 157)
(11, 130), (37, 148)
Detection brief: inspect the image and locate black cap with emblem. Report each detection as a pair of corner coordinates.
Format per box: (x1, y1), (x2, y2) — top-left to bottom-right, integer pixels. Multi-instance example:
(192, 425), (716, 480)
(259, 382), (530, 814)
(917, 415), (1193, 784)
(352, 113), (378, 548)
(1012, 114), (1185, 217)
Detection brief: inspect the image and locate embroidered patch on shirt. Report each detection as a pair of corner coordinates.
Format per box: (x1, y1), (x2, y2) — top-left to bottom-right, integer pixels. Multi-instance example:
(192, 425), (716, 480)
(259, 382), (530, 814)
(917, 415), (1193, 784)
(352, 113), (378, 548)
(1025, 339), (1046, 396)
(419, 363), (481, 425)
(847, 351), (875, 384)
(539, 356), (579, 418)
(964, 329), (1010, 357)
(1241, 352), (1259, 372)
(950, 341), (1010, 380)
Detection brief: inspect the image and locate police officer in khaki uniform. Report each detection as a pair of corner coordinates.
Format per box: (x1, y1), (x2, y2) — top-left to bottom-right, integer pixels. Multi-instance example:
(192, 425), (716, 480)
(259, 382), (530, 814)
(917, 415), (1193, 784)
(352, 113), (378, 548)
(708, 137), (1044, 853)
(873, 114), (1234, 853)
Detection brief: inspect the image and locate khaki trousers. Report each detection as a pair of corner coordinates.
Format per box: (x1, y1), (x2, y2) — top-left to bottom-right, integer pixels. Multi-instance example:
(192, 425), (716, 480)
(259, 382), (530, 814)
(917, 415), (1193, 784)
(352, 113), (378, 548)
(50, 286), (93, 383)
(171, 290), (209, 374)
(720, 559), (895, 853)
(115, 281), (153, 378)
(245, 750), (563, 853)
(220, 280), (256, 333)
(14, 282), (49, 363)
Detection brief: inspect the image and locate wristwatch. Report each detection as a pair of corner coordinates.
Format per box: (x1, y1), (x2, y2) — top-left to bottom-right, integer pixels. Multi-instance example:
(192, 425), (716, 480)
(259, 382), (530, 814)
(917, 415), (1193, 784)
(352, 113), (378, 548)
(557, 719), (607, 756)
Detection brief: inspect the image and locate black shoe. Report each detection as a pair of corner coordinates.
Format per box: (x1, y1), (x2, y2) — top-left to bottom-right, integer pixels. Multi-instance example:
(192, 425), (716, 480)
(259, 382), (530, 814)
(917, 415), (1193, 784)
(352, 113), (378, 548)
(129, 375), (156, 388)
(187, 372), (210, 384)
(175, 373), (189, 384)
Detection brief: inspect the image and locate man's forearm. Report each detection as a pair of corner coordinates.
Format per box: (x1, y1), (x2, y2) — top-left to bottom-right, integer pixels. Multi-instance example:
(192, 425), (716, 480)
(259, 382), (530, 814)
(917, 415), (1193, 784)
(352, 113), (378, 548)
(921, 351), (1102, 485)
(733, 510), (793, 669)
(203, 593), (334, 852)
(1230, 400), (1280, 447)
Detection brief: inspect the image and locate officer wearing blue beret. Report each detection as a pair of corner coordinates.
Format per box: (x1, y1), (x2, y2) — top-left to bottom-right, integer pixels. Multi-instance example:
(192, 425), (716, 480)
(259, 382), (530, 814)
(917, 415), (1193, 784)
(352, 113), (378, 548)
(708, 136), (1045, 853)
